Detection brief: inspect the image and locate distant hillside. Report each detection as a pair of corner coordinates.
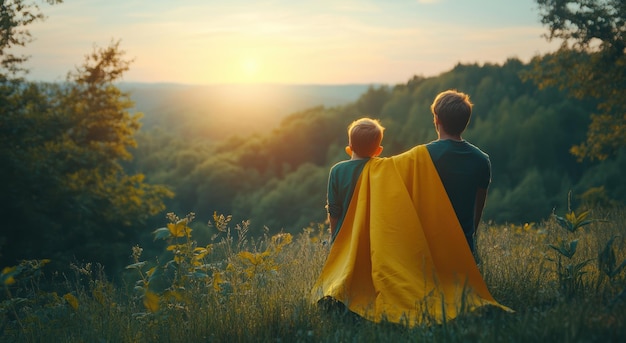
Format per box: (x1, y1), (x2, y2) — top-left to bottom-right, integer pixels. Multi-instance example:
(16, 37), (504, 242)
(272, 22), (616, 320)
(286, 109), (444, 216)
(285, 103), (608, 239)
(120, 83), (376, 141)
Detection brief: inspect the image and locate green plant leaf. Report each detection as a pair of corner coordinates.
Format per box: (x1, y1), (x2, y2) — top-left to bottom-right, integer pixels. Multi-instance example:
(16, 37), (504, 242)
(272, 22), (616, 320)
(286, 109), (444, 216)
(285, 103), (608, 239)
(567, 258), (594, 276)
(147, 266), (170, 293)
(568, 240), (579, 257)
(548, 239), (578, 259)
(152, 227), (170, 240)
(125, 262), (146, 270)
(614, 260), (626, 278)
(192, 272), (209, 279)
(599, 236), (618, 277)
(554, 214), (574, 232)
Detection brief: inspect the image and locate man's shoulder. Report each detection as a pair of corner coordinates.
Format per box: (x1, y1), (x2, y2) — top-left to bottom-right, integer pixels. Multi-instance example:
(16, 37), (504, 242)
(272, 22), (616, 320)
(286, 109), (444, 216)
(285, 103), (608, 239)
(464, 141), (490, 160)
(330, 158), (369, 173)
(425, 139), (451, 151)
(427, 140), (488, 157)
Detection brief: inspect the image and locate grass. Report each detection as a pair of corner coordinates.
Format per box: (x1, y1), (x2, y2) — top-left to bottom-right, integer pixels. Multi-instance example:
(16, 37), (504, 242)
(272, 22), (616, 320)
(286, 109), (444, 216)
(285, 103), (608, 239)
(2, 209), (626, 342)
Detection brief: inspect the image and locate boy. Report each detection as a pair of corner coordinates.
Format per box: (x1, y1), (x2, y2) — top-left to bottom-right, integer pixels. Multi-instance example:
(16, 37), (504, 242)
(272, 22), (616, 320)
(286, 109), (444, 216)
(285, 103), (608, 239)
(426, 89), (491, 254)
(326, 117), (384, 242)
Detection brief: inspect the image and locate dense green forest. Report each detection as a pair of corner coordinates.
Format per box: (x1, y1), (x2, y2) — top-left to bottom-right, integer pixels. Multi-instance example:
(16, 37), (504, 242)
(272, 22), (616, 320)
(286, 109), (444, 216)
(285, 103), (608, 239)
(129, 58), (625, 245)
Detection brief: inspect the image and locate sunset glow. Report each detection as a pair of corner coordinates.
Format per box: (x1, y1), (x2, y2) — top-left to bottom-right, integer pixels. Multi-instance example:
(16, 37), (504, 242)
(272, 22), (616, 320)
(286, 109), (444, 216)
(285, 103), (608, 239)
(20, 0), (560, 85)
(241, 58), (260, 81)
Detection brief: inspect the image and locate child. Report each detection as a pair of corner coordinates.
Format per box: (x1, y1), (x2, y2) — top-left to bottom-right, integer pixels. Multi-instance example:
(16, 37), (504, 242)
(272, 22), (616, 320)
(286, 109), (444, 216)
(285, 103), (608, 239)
(326, 117), (384, 242)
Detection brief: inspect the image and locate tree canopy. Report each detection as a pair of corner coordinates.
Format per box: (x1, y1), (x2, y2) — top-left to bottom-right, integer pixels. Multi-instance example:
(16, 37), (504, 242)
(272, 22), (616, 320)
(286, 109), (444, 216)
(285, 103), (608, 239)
(0, 0), (63, 80)
(0, 1), (172, 271)
(525, 0), (626, 161)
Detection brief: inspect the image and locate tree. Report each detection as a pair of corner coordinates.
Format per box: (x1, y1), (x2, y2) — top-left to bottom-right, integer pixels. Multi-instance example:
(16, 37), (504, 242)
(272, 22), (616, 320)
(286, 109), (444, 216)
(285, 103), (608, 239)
(525, 0), (626, 161)
(0, 2), (173, 271)
(1, 0), (63, 80)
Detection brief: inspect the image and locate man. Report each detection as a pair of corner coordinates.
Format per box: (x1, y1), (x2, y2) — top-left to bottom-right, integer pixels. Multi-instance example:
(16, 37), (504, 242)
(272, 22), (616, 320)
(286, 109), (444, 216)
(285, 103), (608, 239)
(426, 89), (491, 254)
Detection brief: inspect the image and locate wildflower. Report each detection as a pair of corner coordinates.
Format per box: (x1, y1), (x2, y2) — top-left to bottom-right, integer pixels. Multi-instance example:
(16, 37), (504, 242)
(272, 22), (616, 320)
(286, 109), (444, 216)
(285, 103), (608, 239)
(1, 266), (17, 285)
(144, 291), (160, 313)
(63, 293), (79, 310)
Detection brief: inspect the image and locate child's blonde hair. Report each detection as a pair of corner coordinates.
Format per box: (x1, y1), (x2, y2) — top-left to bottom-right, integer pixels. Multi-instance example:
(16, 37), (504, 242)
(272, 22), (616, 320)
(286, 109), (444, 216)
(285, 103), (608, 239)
(347, 118), (385, 157)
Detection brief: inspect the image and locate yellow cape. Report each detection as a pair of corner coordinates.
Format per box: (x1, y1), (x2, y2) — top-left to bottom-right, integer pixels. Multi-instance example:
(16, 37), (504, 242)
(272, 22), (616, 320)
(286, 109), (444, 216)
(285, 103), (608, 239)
(312, 145), (512, 326)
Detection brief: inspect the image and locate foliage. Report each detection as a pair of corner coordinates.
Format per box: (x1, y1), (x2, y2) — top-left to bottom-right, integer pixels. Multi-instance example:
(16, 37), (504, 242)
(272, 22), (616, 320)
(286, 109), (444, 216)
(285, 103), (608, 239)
(554, 209), (596, 233)
(0, 4), (173, 271)
(0, 0), (63, 79)
(1, 208), (626, 342)
(598, 236), (626, 280)
(547, 193), (610, 297)
(525, 0), (626, 161)
(232, 163), (328, 232)
(127, 212), (297, 320)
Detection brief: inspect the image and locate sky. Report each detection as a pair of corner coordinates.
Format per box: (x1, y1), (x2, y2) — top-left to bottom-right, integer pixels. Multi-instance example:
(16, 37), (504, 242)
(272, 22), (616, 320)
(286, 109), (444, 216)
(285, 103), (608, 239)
(18, 0), (560, 85)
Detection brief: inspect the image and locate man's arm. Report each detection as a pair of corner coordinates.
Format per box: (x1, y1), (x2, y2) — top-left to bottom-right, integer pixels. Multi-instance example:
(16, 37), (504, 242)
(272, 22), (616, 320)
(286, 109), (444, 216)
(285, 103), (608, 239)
(474, 188), (488, 230)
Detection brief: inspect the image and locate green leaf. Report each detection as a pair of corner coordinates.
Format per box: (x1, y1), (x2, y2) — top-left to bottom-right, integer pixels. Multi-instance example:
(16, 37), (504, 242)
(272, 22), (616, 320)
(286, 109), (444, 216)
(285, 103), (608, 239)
(614, 260), (626, 278)
(548, 239), (578, 259)
(152, 227), (171, 240)
(599, 236), (617, 276)
(569, 258), (593, 275)
(568, 240), (579, 257)
(554, 215), (574, 232)
(192, 272), (209, 279)
(148, 265), (162, 282)
(599, 236), (626, 278)
(147, 266), (171, 294)
(125, 261), (146, 270)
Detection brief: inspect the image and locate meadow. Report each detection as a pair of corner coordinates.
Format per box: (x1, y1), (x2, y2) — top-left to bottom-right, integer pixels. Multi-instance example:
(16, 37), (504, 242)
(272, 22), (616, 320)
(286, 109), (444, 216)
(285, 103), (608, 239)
(2, 207), (625, 343)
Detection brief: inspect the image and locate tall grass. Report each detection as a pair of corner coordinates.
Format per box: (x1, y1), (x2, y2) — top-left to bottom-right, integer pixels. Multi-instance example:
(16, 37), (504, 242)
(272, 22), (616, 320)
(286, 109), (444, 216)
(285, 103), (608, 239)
(2, 208), (625, 342)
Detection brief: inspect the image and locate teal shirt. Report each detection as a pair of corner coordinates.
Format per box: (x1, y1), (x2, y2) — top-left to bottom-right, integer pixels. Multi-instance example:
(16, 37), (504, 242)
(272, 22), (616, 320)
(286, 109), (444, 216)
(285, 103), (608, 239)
(426, 139), (491, 252)
(326, 158), (370, 242)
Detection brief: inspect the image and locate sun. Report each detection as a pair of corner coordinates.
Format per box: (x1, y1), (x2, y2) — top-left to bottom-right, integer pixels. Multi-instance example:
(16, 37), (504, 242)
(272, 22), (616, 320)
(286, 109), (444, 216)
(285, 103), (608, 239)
(241, 57), (260, 82)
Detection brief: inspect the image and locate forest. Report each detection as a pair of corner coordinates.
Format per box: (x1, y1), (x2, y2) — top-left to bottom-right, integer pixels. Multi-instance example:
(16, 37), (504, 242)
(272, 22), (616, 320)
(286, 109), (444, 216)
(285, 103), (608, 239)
(1, 0), (625, 276)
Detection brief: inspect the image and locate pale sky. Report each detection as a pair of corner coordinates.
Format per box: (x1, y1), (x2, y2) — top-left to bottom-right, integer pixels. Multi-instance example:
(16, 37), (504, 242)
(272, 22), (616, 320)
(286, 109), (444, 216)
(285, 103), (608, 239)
(18, 0), (559, 85)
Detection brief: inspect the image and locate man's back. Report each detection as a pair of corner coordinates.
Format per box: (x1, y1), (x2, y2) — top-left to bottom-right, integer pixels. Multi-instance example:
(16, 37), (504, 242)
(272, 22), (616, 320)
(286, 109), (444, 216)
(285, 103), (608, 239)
(426, 139), (491, 252)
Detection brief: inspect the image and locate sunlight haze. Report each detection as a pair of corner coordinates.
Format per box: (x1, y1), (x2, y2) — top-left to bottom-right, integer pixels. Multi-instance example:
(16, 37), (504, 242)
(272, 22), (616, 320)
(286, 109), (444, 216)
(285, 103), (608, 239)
(19, 0), (559, 85)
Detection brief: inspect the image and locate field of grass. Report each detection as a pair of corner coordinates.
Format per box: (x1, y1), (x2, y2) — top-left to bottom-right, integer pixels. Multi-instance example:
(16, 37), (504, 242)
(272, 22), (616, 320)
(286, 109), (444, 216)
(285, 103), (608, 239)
(2, 209), (625, 342)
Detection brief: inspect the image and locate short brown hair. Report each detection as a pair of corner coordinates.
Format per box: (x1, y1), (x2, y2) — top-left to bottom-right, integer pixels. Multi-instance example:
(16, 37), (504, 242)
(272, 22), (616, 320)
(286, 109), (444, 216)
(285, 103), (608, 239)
(430, 90), (473, 136)
(347, 118), (384, 157)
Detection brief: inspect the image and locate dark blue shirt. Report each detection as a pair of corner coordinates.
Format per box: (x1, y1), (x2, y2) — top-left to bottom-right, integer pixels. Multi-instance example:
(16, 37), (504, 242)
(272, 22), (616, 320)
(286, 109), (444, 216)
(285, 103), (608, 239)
(426, 139), (491, 252)
(326, 158), (370, 241)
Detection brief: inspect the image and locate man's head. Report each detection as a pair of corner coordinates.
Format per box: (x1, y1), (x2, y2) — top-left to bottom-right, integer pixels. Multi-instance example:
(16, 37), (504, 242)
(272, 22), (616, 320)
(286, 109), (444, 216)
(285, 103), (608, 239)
(430, 90), (473, 136)
(347, 118), (384, 158)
